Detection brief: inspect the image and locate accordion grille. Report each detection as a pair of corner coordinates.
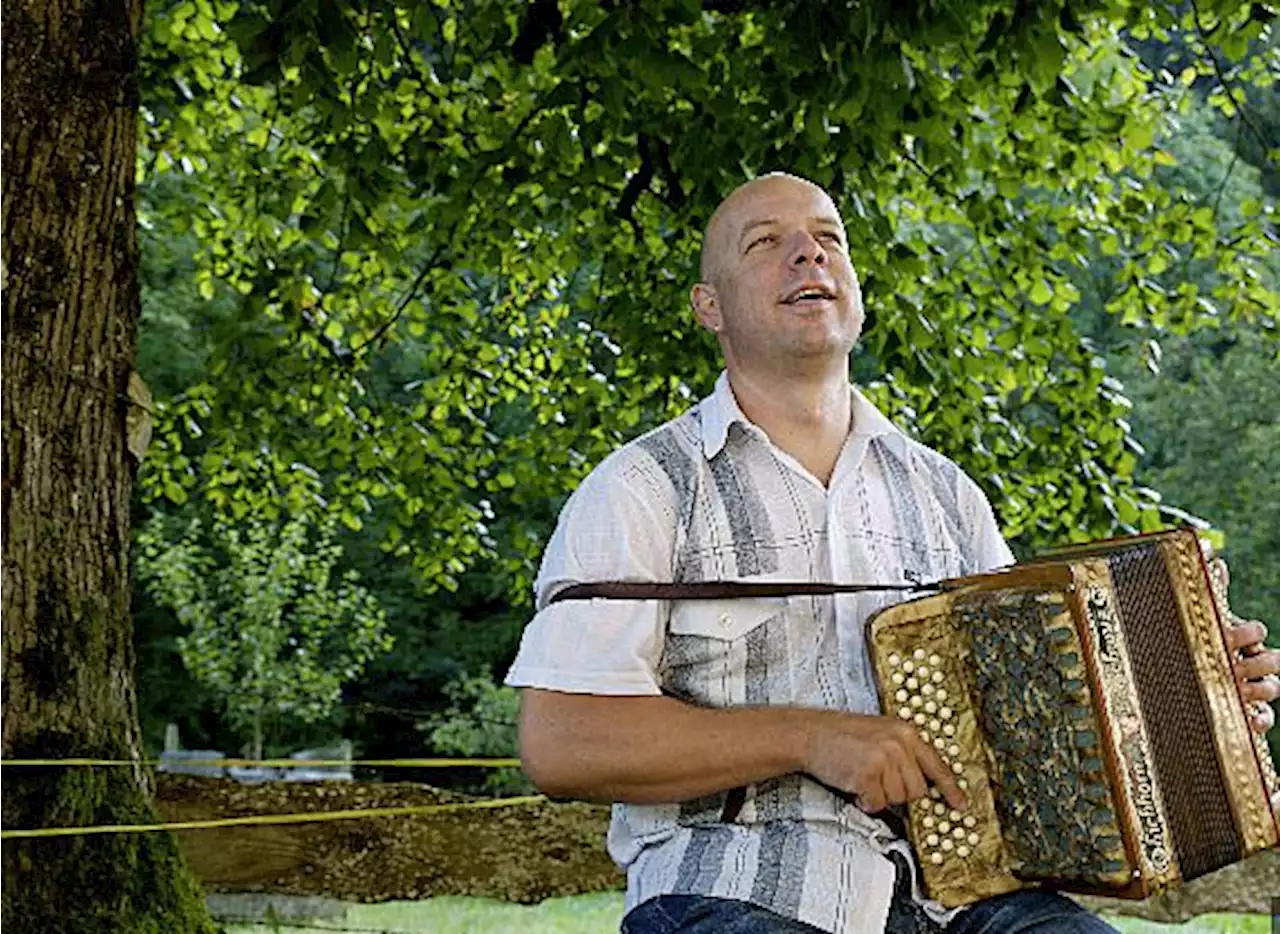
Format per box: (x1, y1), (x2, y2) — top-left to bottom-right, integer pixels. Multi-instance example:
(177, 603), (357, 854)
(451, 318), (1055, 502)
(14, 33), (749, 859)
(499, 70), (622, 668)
(1108, 544), (1241, 879)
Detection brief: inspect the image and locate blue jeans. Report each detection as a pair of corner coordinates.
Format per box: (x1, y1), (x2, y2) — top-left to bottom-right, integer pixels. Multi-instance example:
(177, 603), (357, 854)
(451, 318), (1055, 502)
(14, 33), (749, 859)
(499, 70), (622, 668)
(620, 889), (1120, 934)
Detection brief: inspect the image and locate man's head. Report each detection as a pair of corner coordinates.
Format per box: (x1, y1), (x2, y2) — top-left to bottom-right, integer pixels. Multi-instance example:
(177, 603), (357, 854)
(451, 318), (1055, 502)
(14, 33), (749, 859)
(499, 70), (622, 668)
(692, 173), (864, 375)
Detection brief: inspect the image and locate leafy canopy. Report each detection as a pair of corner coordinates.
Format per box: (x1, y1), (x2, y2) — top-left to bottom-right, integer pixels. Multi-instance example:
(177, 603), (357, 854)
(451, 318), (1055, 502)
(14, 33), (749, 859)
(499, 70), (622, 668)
(137, 0), (1279, 602)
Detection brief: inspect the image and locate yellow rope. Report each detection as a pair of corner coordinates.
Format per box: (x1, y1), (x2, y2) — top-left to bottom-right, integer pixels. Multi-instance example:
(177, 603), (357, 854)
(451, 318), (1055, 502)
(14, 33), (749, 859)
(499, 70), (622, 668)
(0, 794), (549, 840)
(2, 757), (523, 769)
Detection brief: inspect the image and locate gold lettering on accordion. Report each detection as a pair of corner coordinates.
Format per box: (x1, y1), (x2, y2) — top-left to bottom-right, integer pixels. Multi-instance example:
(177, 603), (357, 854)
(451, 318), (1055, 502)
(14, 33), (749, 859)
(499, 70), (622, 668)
(1078, 562), (1180, 889)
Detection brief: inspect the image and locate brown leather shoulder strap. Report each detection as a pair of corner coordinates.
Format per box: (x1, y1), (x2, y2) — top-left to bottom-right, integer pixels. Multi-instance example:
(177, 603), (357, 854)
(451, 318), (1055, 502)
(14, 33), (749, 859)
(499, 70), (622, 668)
(547, 579), (940, 604)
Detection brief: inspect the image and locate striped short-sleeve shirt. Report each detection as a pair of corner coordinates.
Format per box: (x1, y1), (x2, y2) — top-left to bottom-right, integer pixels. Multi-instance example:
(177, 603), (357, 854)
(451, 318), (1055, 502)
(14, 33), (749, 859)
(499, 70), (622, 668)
(506, 372), (1013, 934)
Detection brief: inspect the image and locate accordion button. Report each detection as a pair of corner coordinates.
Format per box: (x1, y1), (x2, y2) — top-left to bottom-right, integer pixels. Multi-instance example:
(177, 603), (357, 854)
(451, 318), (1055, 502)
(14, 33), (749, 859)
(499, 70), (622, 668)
(898, 707), (912, 720)
(958, 778), (969, 790)
(933, 802), (946, 816)
(917, 666), (930, 679)
(953, 827), (966, 841)
(921, 684), (935, 697)
(939, 821), (952, 833)
(914, 649), (927, 661)
(951, 761), (964, 774)
(949, 810), (962, 821)
(910, 696), (923, 709)
(941, 839), (954, 852)
(947, 745), (960, 757)
(968, 832), (980, 846)
(903, 661), (916, 674)
(889, 654), (902, 667)
(930, 654), (941, 666)
(914, 713), (927, 726)
(958, 845), (971, 858)
(943, 724), (955, 737)
(923, 816), (936, 829)
(919, 731), (931, 744)
(930, 719), (942, 732)
(932, 671), (944, 684)
(936, 688), (948, 701)
(963, 815), (976, 828)
(925, 701), (938, 715)
(891, 672), (905, 686)
(940, 707), (954, 720)
(926, 833), (940, 847)
(931, 853), (944, 865)
(933, 738), (945, 751)
(896, 689), (909, 703)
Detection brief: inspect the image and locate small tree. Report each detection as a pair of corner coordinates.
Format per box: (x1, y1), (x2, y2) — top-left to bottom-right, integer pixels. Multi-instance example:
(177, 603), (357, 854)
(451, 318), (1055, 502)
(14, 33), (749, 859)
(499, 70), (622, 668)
(138, 513), (392, 759)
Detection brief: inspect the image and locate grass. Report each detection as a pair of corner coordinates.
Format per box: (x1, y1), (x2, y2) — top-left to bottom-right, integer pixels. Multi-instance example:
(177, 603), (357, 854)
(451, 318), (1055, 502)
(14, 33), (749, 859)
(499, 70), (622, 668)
(222, 895), (1269, 934)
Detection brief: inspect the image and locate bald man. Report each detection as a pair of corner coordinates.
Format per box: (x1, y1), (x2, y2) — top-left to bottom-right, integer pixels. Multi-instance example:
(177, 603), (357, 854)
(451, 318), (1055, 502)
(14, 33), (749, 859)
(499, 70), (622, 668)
(505, 174), (1120, 933)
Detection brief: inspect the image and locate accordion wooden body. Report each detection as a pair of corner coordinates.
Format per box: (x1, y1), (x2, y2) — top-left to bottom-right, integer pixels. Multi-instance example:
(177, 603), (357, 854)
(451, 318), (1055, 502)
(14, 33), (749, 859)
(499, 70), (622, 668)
(866, 529), (1280, 908)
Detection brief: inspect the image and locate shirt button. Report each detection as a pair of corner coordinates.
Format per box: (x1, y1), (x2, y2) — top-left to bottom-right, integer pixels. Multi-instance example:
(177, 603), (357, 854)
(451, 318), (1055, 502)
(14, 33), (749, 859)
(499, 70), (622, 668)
(718, 612), (732, 629)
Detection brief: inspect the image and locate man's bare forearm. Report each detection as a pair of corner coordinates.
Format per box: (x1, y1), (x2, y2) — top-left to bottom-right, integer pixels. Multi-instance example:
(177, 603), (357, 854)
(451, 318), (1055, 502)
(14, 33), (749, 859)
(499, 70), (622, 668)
(518, 688), (815, 804)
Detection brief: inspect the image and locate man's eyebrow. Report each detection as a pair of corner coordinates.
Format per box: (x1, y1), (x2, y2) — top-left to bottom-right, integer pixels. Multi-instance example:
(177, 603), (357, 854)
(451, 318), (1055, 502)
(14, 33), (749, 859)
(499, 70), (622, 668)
(738, 218), (778, 248)
(812, 215), (844, 231)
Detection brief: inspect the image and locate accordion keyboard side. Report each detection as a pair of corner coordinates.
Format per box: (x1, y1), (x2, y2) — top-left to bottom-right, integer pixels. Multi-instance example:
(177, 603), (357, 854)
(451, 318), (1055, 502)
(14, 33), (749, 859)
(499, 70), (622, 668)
(868, 591), (1023, 908)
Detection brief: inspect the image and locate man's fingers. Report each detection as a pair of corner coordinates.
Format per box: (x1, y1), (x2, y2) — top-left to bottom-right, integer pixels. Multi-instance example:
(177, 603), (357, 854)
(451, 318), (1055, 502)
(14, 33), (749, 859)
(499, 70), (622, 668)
(1249, 703), (1276, 734)
(914, 738), (968, 812)
(1241, 676), (1280, 705)
(856, 785), (888, 814)
(1235, 649), (1280, 683)
(1226, 621), (1267, 653)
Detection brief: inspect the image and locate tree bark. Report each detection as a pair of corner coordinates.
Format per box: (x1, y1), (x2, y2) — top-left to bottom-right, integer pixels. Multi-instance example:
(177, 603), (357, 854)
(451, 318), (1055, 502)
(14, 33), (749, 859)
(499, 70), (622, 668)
(1, 2), (215, 931)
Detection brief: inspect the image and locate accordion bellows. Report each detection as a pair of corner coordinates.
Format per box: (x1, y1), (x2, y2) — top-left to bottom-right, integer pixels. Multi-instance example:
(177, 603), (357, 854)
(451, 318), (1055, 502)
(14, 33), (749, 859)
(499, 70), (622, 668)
(866, 529), (1280, 907)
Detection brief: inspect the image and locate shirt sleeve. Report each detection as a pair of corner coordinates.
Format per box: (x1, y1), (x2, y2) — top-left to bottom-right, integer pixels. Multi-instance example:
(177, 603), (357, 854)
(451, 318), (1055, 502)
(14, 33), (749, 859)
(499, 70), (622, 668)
(963, 475), (1015, 573)
(504, 453), (675, 696)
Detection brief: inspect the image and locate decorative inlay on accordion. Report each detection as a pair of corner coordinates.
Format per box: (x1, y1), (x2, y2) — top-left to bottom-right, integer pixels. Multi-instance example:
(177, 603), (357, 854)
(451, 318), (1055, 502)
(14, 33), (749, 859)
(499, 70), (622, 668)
(866, 529), (1280, 908)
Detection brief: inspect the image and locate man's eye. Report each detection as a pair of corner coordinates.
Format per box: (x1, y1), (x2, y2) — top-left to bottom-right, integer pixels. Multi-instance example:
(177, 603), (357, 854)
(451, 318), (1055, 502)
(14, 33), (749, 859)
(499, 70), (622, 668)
(820, 232), (844, 245)
(748, 235), (776, 251)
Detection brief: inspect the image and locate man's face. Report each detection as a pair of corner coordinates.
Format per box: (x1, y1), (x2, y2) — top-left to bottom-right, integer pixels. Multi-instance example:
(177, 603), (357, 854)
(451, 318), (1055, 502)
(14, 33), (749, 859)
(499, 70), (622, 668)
(695, 176), (864, 371)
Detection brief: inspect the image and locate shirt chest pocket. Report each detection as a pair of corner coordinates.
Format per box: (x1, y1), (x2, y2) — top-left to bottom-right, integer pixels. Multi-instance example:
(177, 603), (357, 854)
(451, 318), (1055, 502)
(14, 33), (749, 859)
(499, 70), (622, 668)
(661, 598), (788, 705)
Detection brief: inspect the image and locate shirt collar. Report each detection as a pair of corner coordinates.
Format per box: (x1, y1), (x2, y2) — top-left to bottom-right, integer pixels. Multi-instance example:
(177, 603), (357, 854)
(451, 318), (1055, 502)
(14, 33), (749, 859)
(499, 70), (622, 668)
(698, 370), (902, 460)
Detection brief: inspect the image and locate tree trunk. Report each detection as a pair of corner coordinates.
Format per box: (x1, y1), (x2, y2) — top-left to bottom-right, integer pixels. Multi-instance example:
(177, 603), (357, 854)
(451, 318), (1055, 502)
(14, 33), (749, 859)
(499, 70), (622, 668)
(1, 2), (215, 932)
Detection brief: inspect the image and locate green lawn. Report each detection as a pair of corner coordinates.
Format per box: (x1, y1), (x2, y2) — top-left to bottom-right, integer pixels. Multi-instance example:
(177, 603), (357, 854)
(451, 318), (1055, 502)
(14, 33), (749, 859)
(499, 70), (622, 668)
(223, 895), (1269, 934)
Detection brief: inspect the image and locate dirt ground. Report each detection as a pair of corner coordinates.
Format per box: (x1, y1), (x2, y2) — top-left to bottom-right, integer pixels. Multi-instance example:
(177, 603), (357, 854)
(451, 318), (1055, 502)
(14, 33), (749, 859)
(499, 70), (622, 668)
(155, 774), (623, 904)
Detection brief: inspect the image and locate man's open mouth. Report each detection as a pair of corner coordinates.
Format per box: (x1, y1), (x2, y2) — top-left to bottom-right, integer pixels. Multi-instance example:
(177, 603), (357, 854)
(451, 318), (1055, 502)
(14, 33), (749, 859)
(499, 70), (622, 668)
(782, 286), (837, 304)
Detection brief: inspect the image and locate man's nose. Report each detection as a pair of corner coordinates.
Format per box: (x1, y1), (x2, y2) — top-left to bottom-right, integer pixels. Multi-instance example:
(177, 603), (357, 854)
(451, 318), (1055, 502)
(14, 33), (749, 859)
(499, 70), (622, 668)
(789, 232), (827, 267)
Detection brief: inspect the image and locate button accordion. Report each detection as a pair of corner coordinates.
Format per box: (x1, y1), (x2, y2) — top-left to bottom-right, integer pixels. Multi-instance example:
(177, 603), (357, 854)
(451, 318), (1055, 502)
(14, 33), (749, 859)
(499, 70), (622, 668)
(867, 529), (1280, 907)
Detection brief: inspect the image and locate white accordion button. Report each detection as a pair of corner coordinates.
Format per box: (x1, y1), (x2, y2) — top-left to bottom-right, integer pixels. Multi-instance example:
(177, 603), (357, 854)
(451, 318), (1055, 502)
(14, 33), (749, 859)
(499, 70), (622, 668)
(943, 724), (956, 737)
(951, 761), (964, 774)
(917, 666), (930, 679)
(958, 778), (969, 790)
(896, 689), (909, 703)
(932, 671), (944, 684)
(925, 701), (938, 715)
(922, 683), (935, 697)
(892, 672), (905, 686)
(933, 737), (946, 751)
(922, 815), (936, 829)
(967, 832), (980, 846)
(926, 833), (939, 847)
(936, 688), (948, 701)
(910, 695), (924, 709)
(929, 718), (942, 732)
(947, 745), (960, 757)
(957, 845), (971, 858)
(941, 839), (954, 852)
(963, 815), (976, 828)
(948, 810), (962, 821)
(914, 649), (927, 661)
(889, 654), (902, 667)
(939, 821), (952, 834)
(940, 707), (953, 720)
(903, 660), (916, 674)
(899, 707), (912, 720)
(914, 713), (927, 726)
(929, 654), (941, 666)
(931, 852), (944, 865)
(933, 802), (946, 816)
(907, 677), (920, 691)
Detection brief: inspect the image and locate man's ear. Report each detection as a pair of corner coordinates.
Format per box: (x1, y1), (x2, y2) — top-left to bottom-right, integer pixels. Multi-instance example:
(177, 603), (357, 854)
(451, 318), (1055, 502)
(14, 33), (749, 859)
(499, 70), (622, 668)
(691, 282), (722, 333)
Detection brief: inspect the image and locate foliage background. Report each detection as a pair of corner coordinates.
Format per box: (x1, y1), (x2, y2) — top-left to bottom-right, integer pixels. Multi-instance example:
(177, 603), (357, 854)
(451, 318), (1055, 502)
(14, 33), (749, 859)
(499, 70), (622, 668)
(130, 0), (1279, 772)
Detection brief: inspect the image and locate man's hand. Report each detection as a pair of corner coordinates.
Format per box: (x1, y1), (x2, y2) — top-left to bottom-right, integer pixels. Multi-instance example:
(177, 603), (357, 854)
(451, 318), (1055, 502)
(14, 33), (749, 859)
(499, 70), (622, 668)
(802, 711), (969, 814)
(1225, 620), (1280, 733)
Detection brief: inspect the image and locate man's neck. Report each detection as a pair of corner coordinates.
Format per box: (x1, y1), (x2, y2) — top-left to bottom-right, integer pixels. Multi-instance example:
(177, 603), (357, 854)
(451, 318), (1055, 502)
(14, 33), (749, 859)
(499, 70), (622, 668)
(726, 363), (852, 487)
